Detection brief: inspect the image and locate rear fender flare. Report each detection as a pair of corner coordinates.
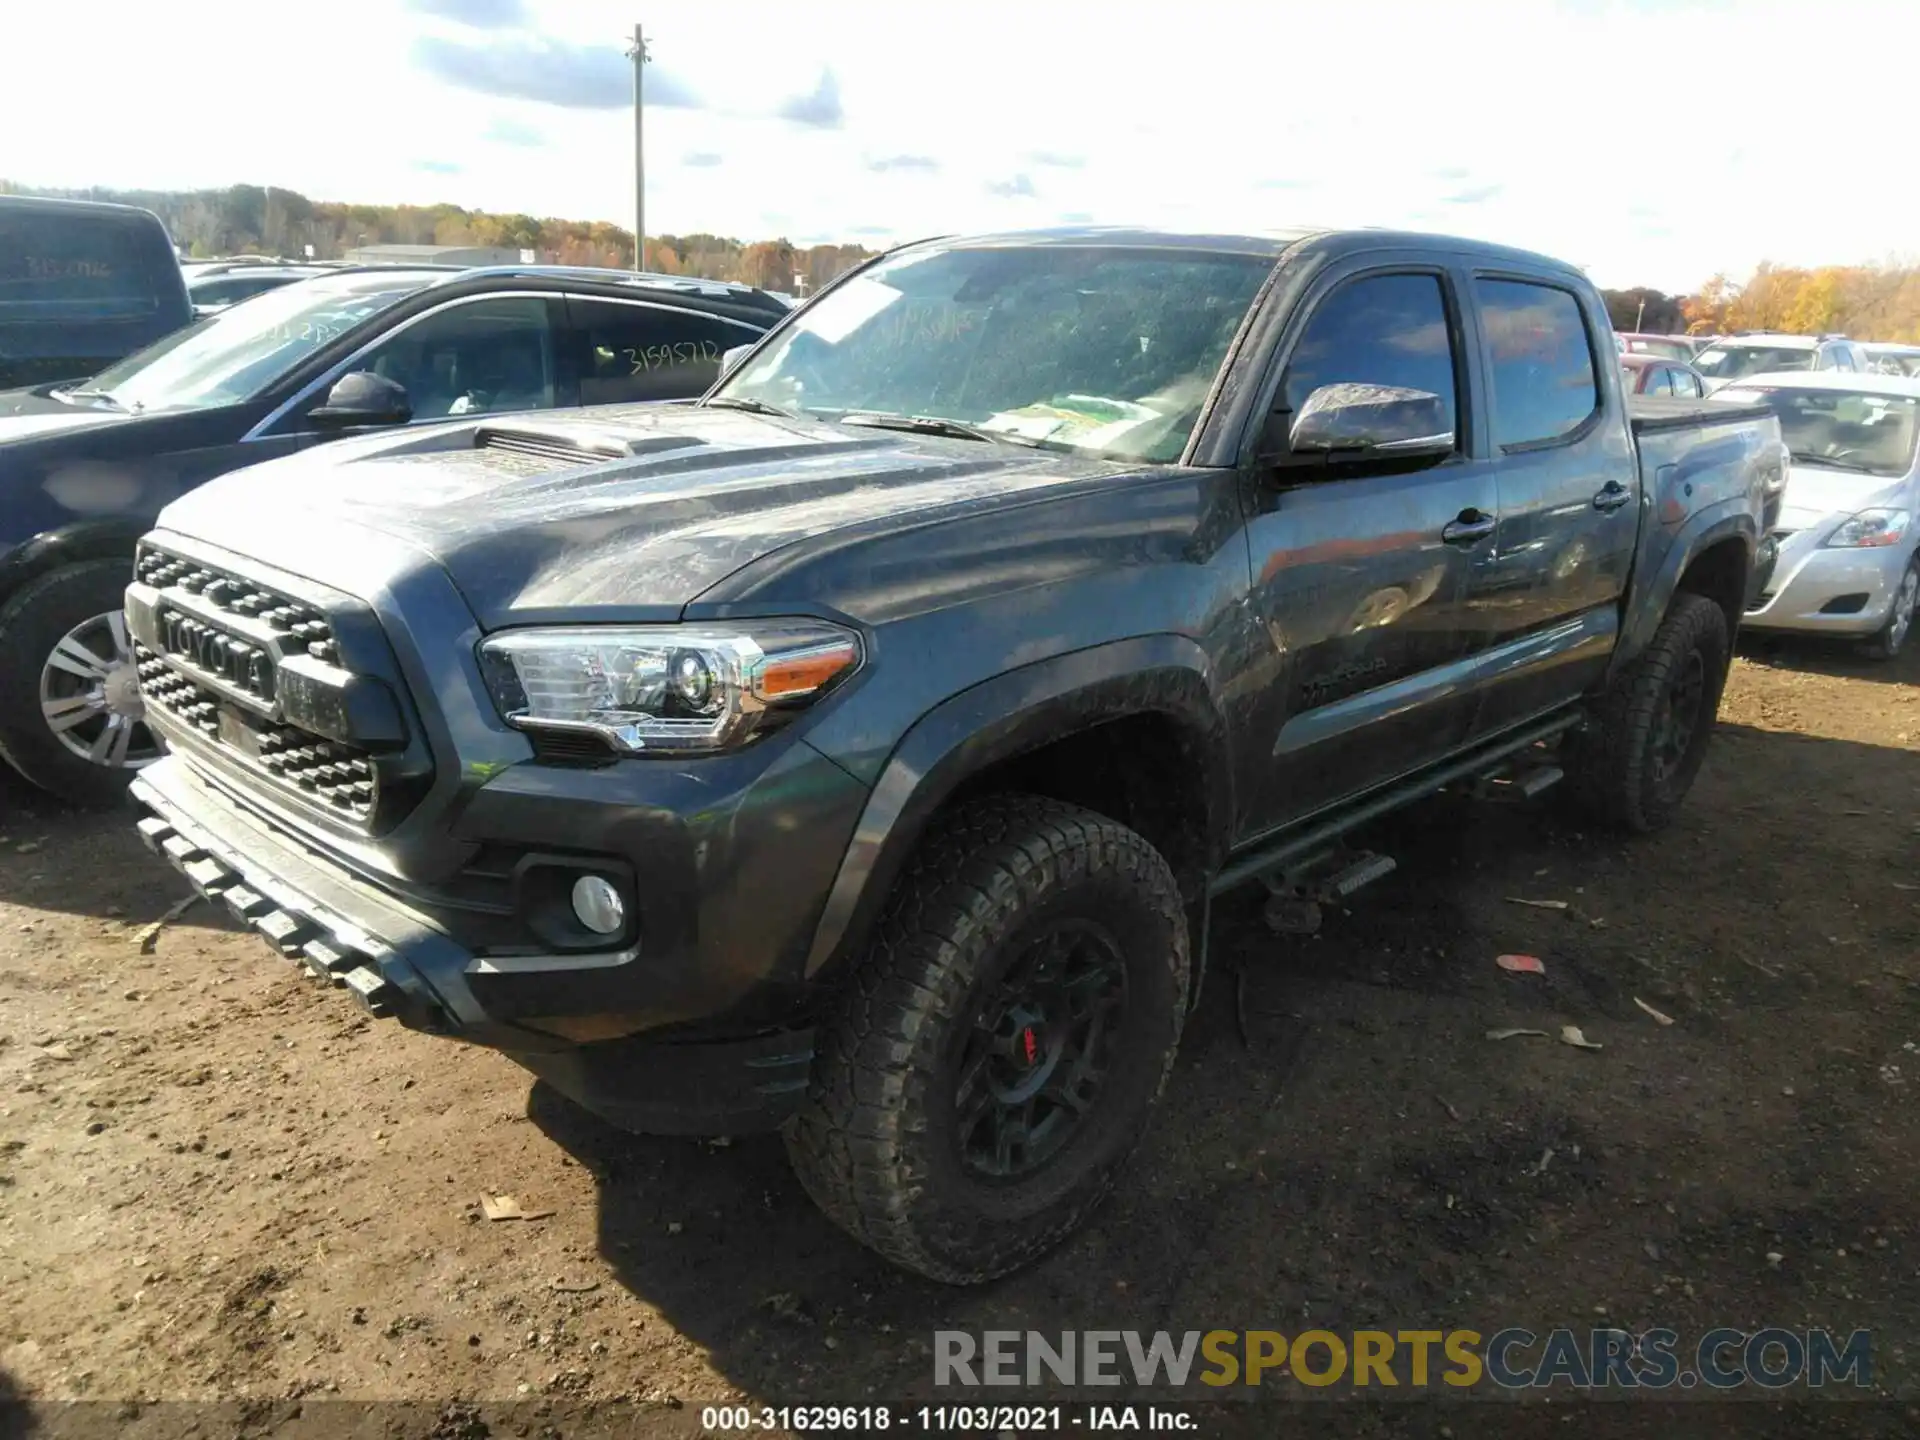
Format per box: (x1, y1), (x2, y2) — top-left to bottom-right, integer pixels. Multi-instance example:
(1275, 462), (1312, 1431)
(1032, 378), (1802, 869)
(802, 634), (1233, 982)
(1611, 504), (1754, 681)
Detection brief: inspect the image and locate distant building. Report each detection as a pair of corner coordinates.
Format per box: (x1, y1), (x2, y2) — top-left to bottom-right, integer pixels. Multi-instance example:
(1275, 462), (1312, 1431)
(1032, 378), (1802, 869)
(341, 243), (526, 267)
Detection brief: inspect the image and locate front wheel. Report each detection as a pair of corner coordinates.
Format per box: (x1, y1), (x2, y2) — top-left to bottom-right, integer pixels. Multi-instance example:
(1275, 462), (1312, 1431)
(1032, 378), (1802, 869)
(1861, 555), (1918, 661)
(784, 795), (1189, 1284)
(1565, 591), (1730, 834)
(0, 559), (162, 808)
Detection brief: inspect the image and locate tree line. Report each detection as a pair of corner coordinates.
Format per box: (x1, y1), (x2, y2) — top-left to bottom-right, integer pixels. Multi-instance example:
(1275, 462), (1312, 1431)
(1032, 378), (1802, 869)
(8, 179), (1919, 337)
(0, 181), (876, 295)
(1601, 263), (1920, 343)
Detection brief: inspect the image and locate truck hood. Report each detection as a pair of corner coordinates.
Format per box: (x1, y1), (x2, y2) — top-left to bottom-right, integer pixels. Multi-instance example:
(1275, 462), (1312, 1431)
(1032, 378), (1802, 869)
(154, 404), (1144, 627)
(1777, 461), (1908, 529)
(0, 385), (136, 441)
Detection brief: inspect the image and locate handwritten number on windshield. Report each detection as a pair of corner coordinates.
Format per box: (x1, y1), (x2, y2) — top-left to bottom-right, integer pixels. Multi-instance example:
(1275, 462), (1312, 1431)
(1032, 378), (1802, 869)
(621, 339), (722, 375)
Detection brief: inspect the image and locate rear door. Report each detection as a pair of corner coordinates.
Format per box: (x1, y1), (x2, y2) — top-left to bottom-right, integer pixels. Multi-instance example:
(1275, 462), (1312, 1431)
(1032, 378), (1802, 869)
(561, 296), (769, 405)
(1462, 274), (1637, 736)
(1236, 260), (1501, 838)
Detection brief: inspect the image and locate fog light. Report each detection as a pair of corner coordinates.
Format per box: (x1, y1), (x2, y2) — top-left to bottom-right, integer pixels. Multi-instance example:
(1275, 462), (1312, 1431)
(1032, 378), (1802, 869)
(570, 875), (625, 935)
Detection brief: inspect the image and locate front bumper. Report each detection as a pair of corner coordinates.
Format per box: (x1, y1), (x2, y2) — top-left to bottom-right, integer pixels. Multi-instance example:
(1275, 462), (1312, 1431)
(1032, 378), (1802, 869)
(131, 755), (825, 1134)
(1742, 527), (1912, 636)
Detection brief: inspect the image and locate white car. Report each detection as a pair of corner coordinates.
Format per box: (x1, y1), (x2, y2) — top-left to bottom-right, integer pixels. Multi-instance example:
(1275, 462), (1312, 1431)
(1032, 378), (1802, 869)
(1692, 334), (1873, 393)
(1863, 342), (1920, 379)
(1716, 371), (1920, 658)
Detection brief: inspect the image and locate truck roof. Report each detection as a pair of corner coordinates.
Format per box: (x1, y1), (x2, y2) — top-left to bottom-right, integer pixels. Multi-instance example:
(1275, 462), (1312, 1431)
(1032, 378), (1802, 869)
(0, 192), (169, 222)
(921, 224), (1588, 279)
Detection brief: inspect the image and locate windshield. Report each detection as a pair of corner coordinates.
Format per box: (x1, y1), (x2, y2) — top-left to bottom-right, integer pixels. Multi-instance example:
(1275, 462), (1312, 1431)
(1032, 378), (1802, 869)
(76, 273), (422, 412)
(1692, 343), (1815, 380)
(714, 243), (1272, 462)
(1722, 385), (1920, 476)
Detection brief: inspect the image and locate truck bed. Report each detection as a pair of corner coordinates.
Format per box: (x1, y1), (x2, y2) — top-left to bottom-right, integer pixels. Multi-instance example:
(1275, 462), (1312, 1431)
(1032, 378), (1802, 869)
(1627, 393), (1771, 433)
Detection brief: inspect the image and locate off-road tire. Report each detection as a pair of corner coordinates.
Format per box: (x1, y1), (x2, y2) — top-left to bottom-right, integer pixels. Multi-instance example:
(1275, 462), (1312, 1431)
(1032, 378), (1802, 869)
(1565, 591), (1730, 834)
(784, 794), (1189, 1284)
(1861, 554), (1918, 661)
(0, 559), (150, 809)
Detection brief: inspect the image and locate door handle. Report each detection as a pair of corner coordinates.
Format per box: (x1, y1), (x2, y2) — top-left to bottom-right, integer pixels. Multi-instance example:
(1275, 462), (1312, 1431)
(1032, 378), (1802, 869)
(1593, 480), (1633, 512)
(1441, 510), (1496, 544)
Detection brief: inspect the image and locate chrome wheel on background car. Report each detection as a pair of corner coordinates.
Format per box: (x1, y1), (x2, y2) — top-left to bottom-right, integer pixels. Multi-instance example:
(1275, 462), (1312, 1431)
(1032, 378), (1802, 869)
(1865, 559), (1918, 661)
(40, 609), (160, 772)
(0, 558), (164, 808)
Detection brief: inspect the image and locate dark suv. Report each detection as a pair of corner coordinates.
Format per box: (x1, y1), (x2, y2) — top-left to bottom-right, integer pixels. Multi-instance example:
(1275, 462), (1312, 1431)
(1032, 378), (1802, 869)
(0, 265), (789, 805)
(0, 195), (192, 390)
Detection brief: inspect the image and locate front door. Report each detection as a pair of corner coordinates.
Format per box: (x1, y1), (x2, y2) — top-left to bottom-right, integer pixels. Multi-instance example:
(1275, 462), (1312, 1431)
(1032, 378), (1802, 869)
(1237, 264), (1501, 841)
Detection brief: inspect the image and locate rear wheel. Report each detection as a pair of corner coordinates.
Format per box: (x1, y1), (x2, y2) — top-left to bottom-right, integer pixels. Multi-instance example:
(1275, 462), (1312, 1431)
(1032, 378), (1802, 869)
(784, 795), (1189, 1283)
(0, 559), (161, 808)
(1862, 555), (1918, 661)
(1565, 591), (1730, 834)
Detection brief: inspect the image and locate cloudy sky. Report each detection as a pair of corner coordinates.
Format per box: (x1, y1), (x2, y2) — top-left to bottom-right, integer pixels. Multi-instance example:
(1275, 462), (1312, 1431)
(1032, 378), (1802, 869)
(3, 0), (1913, 293)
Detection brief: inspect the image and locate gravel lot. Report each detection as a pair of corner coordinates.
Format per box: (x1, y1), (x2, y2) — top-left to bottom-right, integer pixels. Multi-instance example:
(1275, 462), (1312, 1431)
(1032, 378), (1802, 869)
(2, 637), (1917, 1438)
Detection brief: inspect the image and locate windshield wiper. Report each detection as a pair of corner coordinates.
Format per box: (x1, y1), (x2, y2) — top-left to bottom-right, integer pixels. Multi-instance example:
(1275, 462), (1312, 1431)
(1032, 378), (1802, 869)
(704, 395), (795, 418)
(56, 387), (126, 411)
(1788, 450), (1876, 473)
(836, 411), (1020, 445)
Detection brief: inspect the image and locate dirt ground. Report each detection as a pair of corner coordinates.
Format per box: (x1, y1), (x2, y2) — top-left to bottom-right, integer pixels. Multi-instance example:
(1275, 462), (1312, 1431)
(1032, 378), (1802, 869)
(1, 635), (1917, 1439)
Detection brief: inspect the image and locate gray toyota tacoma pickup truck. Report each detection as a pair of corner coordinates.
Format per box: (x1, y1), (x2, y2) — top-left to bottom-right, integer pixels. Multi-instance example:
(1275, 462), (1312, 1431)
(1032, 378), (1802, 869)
(124, 226), (1782, 1283)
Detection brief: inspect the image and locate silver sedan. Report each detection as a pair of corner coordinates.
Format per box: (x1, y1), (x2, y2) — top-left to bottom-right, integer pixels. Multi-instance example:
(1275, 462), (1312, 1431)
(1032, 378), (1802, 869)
(1718, 372), (1920, 660)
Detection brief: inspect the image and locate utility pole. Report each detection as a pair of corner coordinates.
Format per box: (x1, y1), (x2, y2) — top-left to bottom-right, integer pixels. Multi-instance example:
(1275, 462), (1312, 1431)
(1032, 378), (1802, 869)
(629, 23), (648, 273)
(1635, 297), (1646, 332)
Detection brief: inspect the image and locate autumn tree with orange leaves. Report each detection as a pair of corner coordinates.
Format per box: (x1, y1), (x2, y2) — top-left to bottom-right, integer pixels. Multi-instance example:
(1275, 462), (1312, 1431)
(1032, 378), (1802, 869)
(1678, 261), (1920, 342)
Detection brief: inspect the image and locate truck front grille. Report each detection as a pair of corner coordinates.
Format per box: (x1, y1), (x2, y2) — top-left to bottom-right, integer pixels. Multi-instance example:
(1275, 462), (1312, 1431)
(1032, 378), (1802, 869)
(135, 549), (343, 665)
(130, 543), (422, 830)
(137, 645), (379, 821)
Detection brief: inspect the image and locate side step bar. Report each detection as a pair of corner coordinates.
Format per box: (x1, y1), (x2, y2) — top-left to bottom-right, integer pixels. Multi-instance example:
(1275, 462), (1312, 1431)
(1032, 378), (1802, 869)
(1259, 847), (1398, 935)
(1470, 760), (1565, 802)
(1211, 710), (1582, 900)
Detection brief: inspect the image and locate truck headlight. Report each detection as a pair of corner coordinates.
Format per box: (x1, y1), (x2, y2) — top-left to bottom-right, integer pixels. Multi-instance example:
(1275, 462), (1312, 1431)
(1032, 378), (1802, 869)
(479, 622), (862, 755)
(1824, 509), (1910, 549)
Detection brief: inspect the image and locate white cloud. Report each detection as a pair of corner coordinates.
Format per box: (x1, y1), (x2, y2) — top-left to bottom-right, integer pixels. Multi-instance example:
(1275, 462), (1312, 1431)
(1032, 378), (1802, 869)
(3, 0), (1916, 291)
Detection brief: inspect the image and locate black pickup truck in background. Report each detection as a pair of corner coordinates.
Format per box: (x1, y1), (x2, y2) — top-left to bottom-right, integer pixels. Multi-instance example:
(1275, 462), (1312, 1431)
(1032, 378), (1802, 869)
(124, 226), (1781, 1283)
(0, 195), (191, 392)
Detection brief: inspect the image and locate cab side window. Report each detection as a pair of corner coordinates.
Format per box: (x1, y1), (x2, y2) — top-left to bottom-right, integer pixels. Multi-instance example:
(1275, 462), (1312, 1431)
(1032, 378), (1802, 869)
(347, 297), (557, 422)
(1475, 278), (1599, 449)
(1279, 272), (1460, 444)
(1646, 367), (1675, 397)
(568, 298), (760, 404)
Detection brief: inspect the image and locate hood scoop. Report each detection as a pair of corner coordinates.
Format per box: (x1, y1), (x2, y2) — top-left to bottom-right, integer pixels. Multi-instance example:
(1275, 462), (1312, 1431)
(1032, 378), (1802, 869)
(473, 421), (708, 471)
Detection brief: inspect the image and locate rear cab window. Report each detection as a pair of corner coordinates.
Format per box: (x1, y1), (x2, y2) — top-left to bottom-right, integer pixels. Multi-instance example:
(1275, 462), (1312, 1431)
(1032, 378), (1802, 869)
(0, 208), (175, 322)
(1474, 278), (1599, 449)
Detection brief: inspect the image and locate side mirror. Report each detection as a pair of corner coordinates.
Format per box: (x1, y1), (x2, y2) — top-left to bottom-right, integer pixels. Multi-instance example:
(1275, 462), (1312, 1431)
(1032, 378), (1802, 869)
(719, 343), (755, 377)
(1280, 383), (1454, 462)
(308, 371), (412, 429)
